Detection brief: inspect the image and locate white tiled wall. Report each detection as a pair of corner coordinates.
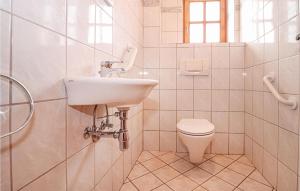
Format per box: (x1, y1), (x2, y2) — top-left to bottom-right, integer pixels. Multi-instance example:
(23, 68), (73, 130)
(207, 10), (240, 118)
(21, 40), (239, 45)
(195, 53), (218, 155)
(241, 0), (300, 190)
(143, 43), (245, 155)
(0, 0), (144, 191)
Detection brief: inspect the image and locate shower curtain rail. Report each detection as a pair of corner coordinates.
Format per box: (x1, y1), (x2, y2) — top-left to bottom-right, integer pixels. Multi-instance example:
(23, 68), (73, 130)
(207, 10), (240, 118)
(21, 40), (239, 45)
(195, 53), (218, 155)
(0, 74), (34, 138)
(263, 73), (297, 110)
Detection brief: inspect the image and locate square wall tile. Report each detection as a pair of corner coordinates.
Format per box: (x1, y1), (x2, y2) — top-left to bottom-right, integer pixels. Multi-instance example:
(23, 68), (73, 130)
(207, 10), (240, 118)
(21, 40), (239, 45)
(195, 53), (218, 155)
(263, 92), (279, 125)
(229, 112), (244, 133)
(160, 131), (176, 152)
(67, 106), (92, 157)
(144, 27), (160, 47)
(194, 111), (212, 121)
(279, 95), (299, 134)
(67, 144), (94, 191)
(144, 7), (160, 27)
(67, 39), (95, 77)
(160, 111), (176, 131)
(212, 133), (229, 154)
(12, 17), (66, 103)
(212, 112), (229, 133)
(160, 69), (177, 89)
(252, 117), (264, 145)
(0, 11), (10, 105)
(263, 122), (278, 157)
(13, 0), (66, 34)
(229, 134), (244, 154)
(230, 46), (244, 68)
(277, 161), (298, 191)
(212, 90), (229, 111)
(230, 90), (244, 111)
(263, 151), (277, 187)
(20, 162), (66, 191)
(212, 46), (229, 68)
(144, 110), (159, 130)
(194, 90), (212, 111)
(230, 69), (244, 90)
(177, 90), (193, 110)
(252, 142), (263, 173)
(162, 12), (177, 31)
(279, 15), (299, 59)
(160, 90), (176, 110)
(177, 75), (193, 90)
(144, 90), (159, 110)
(95, 138), (112, 184)
(144, 131), (159, 151)
(279, 55), (299, 94)
(194, 75), (212, 90)
(160, 48), (177, 68)
(67, 0), (95, 45)
(278, 128), (298, 173)
(11, 100), (66, 190)
(144, 48), (159, 68)
(212, 69), (230, 89)
(0, 105), (11, 191)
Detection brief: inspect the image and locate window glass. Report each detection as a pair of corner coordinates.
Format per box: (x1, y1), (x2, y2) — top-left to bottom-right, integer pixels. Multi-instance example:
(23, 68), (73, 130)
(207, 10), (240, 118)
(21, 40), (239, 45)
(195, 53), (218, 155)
(206, 1), (220, 21)
(190, 23), (203, 43)
(190, 2), (203, 21)
(206, 23), (220, 42)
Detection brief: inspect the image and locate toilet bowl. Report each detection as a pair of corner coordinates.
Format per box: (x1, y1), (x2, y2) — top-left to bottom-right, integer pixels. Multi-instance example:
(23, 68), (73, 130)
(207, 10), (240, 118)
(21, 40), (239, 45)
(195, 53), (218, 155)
(177, 119), (215, 164)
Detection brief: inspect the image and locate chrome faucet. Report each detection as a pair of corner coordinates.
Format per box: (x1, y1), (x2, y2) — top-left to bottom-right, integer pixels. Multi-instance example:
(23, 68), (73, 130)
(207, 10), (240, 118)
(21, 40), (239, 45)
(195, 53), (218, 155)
(99, 60), (125, 77)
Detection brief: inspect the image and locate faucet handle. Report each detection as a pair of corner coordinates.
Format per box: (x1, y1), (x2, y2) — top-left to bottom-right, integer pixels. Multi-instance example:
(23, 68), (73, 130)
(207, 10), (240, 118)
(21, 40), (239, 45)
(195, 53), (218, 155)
(101, 60), (123, 68)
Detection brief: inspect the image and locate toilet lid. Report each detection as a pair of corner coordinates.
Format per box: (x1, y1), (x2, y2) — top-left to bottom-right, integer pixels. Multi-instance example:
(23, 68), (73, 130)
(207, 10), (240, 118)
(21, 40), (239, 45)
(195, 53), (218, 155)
(177, 119), (215, 136)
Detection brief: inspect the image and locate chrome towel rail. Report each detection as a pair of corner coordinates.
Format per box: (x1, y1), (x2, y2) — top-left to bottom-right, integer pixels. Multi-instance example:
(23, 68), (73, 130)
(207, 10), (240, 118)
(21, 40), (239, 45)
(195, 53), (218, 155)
(0, 74), (34, 138)
(263, 73), (297, 110)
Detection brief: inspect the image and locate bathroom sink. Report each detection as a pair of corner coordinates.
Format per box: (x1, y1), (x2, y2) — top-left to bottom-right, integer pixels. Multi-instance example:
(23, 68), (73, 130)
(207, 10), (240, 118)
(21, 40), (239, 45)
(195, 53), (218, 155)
(64, 76), (158, 106)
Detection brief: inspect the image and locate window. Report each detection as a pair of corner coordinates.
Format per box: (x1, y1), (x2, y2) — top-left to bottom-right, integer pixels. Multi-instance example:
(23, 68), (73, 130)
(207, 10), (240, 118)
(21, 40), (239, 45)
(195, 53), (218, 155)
(184, 0), (227, 43)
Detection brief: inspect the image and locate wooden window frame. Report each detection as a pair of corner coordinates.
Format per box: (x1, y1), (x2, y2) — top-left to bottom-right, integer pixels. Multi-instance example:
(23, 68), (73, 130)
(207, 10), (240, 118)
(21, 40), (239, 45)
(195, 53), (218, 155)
(184, 0), (227, 43)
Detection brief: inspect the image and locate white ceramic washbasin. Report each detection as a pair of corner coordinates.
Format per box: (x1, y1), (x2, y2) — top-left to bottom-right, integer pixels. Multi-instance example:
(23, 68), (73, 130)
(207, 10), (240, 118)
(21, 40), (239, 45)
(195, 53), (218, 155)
(64, 76), (158, 106)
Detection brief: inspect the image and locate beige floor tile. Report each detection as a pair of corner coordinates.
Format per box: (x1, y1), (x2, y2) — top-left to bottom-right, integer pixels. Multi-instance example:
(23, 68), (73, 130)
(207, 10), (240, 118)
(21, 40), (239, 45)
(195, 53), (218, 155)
(249, 170), (271, 186)
(199, 160), (224, 175)
(184, 167), (212, 184)
(228, 161), (255, 176)
(216, 168), (246, 186)
(175, 152), (188, 158)
(225, 154), (242, 160)
(150, 151), (168, 157)
(170, 159), (195, 173)
(166, 175), (198, 191)
(152, 184), (173, 191)
(124, 178), (130, 183)
(210, 155), (235, 167)
(194, 186), (208, 191)
(202, 177), (235, 191)
(132, 173), (163, 191)
(128, 164), (149, 180)
(237, 156), (254, 167)
(153, 165), (180, 183)
(238, 178), (273, 191)
(204, 154), (216, 160)
(120, 182), (138, 191)
(142, 158), (166, 171)
(158, 152), (181, 164)
(138, 151), (155, 162)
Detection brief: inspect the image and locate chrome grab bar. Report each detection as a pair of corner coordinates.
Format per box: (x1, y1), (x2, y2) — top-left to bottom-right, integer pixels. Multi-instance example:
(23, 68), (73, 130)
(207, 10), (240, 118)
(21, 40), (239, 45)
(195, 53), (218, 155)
(263, 73), (297, 110)
(0, 74), (34, 138)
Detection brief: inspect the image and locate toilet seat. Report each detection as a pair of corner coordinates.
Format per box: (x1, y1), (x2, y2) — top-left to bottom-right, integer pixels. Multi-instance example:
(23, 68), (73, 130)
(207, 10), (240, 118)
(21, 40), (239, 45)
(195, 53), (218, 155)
(177, 119), (214, 136)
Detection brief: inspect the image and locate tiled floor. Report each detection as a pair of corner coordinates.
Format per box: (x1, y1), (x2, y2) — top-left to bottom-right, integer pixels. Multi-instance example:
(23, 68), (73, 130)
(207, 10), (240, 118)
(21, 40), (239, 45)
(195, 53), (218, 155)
(120, 151), (275, 191)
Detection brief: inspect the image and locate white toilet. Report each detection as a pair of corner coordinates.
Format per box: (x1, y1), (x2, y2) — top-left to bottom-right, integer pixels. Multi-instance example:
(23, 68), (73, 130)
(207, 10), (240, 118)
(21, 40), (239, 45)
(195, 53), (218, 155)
(177, 119), (215, 164)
